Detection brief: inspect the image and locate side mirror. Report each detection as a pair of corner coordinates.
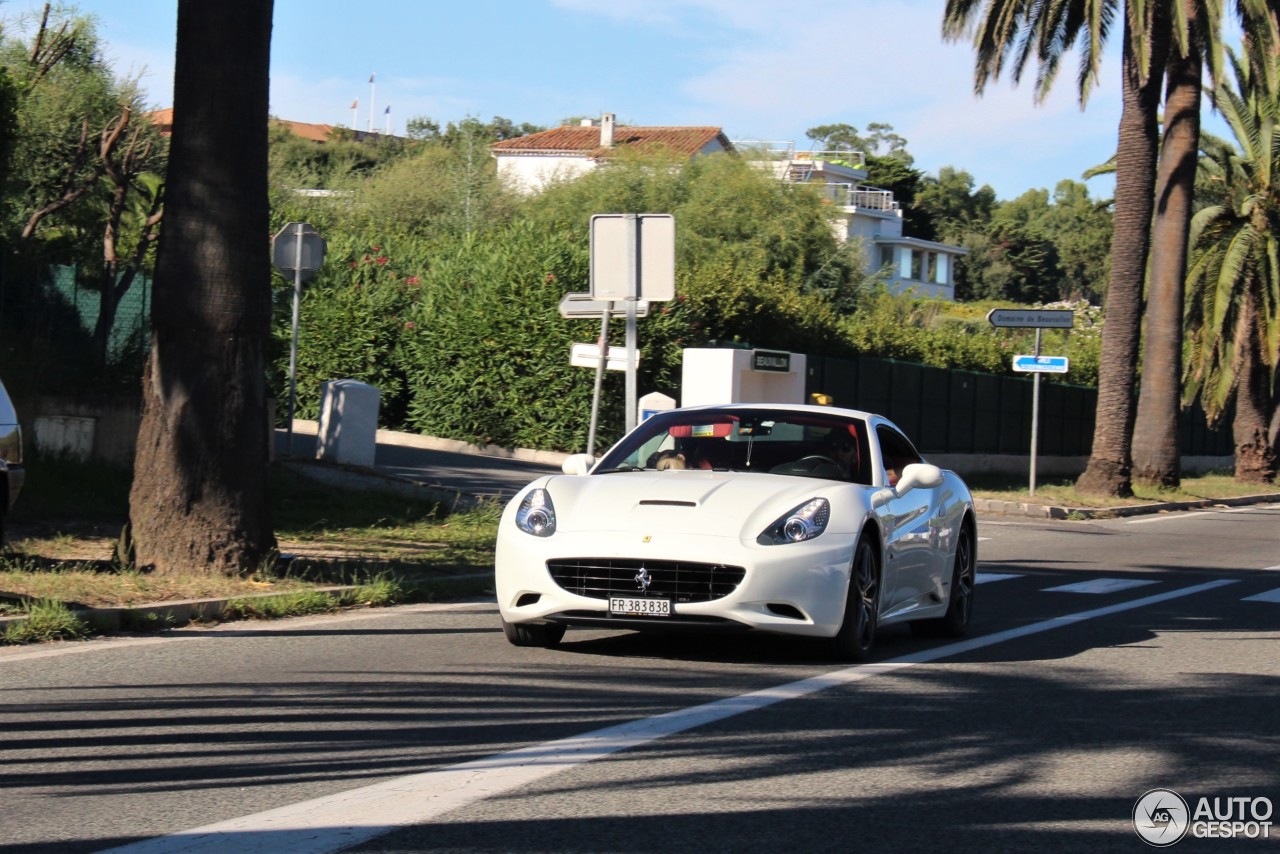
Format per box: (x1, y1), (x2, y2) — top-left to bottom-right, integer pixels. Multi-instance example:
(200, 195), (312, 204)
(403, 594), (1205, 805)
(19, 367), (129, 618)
(897, 463), (943, 493)
(561, 453), (595, 476)
(870, 463), (943, 508)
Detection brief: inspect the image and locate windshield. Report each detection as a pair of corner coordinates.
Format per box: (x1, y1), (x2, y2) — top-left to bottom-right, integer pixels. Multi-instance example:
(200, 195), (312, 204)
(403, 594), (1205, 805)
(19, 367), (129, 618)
(595, 408), (872, 484)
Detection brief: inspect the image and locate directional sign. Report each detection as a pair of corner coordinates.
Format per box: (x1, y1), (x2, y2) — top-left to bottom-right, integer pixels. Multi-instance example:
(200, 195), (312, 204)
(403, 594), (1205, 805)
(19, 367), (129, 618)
(988, 308), (1074, 329)
(570, 343), (638, 371)
(1013, 354), (1070, 373)
(558, 292), (649, 319)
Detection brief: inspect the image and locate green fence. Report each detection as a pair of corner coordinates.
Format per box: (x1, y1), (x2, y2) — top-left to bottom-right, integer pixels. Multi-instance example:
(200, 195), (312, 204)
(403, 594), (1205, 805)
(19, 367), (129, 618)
(806, 354), (1232, 457)
(0, 263), (151, 396)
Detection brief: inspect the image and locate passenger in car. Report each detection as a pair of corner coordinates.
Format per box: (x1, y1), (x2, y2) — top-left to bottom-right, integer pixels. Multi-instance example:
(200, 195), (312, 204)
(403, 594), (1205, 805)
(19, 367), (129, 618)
(654, 450), (687, 470)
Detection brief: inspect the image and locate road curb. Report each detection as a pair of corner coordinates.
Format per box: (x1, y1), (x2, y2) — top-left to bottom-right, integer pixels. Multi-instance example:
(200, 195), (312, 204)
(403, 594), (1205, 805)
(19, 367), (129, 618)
(974, 491), (1280, 520)
(0, 585), (359, 637)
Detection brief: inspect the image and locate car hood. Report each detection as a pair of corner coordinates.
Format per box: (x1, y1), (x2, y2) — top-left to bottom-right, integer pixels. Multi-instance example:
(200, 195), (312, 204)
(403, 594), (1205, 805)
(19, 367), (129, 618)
(531, 470), (861, 538)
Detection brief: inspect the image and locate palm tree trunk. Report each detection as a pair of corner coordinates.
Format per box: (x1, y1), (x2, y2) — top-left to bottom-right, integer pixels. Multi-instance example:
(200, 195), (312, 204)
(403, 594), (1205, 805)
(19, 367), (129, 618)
(1132, 32), (1202, 489)
(128, 0), (276, 575)
(1232, 290), (1278, 482)
(1077, 18), (1170, 497)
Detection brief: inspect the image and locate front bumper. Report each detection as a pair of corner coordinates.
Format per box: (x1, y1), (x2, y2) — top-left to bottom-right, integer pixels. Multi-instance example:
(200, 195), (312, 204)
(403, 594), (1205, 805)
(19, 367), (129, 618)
(495, 526), (858, 638)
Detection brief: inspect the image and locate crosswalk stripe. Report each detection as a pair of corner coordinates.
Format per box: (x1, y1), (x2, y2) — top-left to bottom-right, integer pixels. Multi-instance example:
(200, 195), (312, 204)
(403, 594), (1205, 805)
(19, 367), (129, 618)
(975, 572), (1018, 584)
(1045, 578), (1159, 594)
(1243, 588), (1280, 603)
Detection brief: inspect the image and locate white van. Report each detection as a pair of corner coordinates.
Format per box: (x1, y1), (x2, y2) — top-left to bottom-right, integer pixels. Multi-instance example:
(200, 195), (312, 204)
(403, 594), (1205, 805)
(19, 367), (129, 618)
(0, 378), (24, 544)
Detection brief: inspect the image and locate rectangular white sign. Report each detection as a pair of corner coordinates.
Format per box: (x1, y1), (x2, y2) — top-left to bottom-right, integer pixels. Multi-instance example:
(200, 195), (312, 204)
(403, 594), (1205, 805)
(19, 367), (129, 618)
(570, 343), (637, 371)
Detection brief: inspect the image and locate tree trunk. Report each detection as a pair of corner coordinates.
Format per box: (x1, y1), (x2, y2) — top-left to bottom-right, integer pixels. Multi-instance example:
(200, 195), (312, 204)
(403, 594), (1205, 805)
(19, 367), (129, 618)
(1232, 292), (1278, 483)
(1076, 19), (1169, 498)
(1132, 30), (1202, 490)
(128, 0), (276, 575)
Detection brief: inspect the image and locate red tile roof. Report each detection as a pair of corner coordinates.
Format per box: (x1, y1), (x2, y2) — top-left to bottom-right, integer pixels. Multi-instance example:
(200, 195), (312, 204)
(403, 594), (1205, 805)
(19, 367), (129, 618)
(279, 119), (335, 142)
(491, 125), (732, 158)
(147, 109), (337, 143)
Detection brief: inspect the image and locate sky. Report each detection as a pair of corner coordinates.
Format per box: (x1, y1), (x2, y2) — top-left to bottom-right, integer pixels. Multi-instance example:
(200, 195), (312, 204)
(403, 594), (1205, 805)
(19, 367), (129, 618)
(4, 0), (1227, 202)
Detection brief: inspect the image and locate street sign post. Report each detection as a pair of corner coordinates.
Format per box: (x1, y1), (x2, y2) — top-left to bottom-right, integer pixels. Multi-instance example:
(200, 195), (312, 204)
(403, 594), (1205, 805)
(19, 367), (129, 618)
(986, 307), (1075, 496)
(272, 222), (327, 456)
(1013, 354), (1070, 373)
(583, 213), (676, 454)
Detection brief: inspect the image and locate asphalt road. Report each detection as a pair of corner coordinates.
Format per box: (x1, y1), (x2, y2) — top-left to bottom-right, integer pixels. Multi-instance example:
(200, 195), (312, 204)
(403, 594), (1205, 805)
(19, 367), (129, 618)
(275, 429), (562, 502)
(2, 503), (1278, 854)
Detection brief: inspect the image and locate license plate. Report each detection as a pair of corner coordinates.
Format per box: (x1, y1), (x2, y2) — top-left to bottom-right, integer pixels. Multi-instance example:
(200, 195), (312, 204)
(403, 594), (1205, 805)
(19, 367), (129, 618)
(609, 596), (671, 617)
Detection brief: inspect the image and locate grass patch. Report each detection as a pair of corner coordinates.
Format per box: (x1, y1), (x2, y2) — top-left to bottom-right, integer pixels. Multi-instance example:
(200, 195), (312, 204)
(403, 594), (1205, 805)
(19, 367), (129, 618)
(2, 458), (500, 612)
(2, 599), (90, 644)
(0, 553), (315, 608)
(223, 588), (344, 620)
(221, 575), (412, 621)
(967, 469), (1280, 508)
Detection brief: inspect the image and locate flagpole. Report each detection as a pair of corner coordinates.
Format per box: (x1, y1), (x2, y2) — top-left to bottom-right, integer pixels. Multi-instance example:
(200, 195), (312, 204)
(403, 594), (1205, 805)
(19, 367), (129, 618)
(384, 106), (391, 135)
(368, 73), (375, 132)
(351, 100), (358, 128)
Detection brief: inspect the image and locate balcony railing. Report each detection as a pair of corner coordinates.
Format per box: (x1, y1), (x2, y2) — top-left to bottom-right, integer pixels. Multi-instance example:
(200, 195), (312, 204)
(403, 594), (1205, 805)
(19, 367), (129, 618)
(732, 140), (866, 170)
(813, 183), (899, 212)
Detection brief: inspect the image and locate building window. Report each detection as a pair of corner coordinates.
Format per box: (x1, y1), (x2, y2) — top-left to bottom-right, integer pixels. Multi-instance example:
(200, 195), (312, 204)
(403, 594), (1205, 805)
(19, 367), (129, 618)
(879, 246), (895, 270)
(926, 252), (938, 283)
(910, 250), (923, 281)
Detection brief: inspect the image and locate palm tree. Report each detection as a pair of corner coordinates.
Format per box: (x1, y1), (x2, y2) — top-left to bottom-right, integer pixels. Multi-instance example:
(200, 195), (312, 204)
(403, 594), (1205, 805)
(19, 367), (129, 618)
(1183, 44), (1280, 483)
(943, 0), (1171, 497)
(1133, 0), (1275, 489)
(128, 0), (277, 574)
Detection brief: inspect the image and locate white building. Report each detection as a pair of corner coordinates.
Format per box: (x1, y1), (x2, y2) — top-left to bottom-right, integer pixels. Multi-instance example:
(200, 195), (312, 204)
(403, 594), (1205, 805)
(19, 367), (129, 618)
(491, 114), (966, 300)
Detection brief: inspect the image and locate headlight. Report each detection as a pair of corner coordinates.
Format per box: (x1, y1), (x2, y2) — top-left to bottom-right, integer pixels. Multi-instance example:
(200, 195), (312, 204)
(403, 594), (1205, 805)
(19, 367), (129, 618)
(757, 498), (830, 545)
(515, 488), (557, 537)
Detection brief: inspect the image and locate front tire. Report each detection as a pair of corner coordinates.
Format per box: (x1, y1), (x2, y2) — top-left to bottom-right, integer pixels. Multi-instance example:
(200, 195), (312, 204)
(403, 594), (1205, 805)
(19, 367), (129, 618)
(830, 536), (880, 661)
(501, 618), (566, 648)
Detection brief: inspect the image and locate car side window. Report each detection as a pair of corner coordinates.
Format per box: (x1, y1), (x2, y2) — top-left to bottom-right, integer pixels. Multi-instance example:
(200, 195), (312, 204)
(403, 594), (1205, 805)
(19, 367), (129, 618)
(875, 426), (921, 486)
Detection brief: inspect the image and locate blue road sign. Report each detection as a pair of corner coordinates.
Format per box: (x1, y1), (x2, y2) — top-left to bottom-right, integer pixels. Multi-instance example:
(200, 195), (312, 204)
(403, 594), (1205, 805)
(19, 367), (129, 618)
(1013, 354), (1070, 373)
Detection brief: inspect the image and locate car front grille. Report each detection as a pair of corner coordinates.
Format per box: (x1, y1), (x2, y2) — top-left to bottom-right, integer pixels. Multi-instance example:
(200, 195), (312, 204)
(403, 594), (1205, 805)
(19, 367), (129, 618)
(547, 558), (746, 603)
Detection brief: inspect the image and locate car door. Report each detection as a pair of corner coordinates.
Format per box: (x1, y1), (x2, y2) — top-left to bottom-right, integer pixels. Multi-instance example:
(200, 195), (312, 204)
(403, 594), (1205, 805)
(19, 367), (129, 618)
(874, 425), (942, 619)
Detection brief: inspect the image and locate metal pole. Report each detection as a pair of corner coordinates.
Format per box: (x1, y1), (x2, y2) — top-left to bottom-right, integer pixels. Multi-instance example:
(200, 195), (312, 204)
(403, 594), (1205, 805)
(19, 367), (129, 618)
(626, 298), (637, 432)
(586, 307), (611, 456)
(1030, 328), (1042, 496)
(286, 223), (303, 457)
(625, 214), (638, 432)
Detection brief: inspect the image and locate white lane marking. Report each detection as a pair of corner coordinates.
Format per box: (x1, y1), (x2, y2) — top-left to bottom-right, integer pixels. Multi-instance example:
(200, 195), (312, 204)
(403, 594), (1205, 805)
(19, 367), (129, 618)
(1126, 511), (1217, 524)
(0, 635), (209, 663)
(1126, 502), (1280, 524)
(978, 536), (992, 542)
(1264, 565), (1280, 572)
(99, 579), (1238, 854)
(1045, 578), (1159, 594)
(1243, 588), (1280, 603)
(975, 572), (1018, 584)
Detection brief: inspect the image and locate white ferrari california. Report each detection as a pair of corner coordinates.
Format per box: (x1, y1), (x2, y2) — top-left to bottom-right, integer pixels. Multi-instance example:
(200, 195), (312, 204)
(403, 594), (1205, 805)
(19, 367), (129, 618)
(494, 403), (977, 660)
